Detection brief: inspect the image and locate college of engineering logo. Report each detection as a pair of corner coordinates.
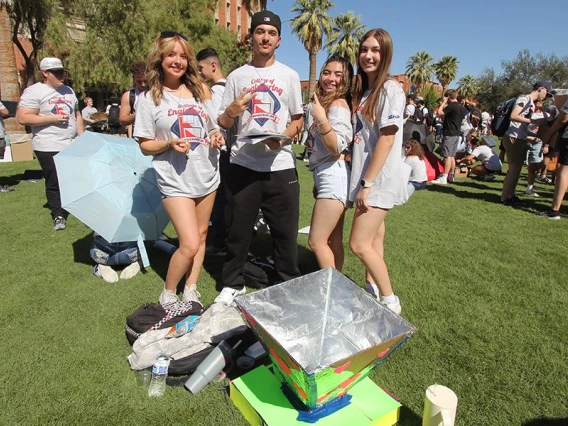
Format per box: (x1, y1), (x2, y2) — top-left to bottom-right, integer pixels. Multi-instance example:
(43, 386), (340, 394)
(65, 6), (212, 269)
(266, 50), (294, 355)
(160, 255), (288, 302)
(170, 107), (207, 151)
(50, 98), (73, 116)
(247, 84), (281, 126)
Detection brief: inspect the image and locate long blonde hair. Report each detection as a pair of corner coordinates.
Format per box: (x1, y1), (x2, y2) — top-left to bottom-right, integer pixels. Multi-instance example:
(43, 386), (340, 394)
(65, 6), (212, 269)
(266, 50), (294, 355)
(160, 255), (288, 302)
(145, 34), (206, 106)
(353, 28), (394, 122)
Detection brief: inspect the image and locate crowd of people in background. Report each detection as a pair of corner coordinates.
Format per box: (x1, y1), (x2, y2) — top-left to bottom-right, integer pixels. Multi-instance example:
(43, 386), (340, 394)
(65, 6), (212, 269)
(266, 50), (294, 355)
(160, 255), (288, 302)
(5, 9), (568, 315)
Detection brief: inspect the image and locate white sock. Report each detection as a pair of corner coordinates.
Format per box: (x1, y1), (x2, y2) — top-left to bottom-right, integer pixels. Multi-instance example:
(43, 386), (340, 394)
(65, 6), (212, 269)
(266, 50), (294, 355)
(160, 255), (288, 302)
(527, 185), (533, 191)
(381, 294), (398, 304)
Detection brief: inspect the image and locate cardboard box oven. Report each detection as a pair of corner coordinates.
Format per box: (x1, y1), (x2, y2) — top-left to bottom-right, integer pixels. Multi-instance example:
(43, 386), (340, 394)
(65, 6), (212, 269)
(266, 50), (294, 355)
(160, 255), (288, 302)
(9, 134), (34, 162)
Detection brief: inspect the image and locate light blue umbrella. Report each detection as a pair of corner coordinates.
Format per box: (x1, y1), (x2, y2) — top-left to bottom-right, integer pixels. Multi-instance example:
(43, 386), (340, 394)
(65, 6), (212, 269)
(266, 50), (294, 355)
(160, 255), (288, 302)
(54, 132), (170, 266)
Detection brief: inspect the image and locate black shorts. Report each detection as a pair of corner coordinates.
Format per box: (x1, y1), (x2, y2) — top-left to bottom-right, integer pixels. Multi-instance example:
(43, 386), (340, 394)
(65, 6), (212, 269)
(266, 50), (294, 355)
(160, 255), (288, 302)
(558, 137), (568, 166)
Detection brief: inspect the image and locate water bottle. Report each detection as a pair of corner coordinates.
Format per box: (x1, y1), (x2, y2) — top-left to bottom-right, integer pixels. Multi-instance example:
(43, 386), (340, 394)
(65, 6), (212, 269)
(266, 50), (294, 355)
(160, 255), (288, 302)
(148, 355), (170, 397)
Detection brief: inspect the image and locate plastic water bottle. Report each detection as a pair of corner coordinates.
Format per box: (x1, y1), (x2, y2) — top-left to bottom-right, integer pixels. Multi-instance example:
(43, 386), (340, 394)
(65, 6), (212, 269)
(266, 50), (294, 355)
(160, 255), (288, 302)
(148, 355), (170, 397)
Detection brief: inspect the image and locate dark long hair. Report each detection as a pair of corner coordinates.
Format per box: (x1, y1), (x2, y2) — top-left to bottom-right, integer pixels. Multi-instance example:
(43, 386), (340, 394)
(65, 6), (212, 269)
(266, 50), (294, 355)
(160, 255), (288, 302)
(314, 55), (354, 112)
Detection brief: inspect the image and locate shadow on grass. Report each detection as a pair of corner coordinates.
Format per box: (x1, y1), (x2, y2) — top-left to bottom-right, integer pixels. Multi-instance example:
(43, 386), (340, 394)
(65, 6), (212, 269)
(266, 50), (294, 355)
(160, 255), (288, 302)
(398, 405), (422, 426)
(427, 182), (556, 215)
(0, 169), (43, 187)
(522, 418), (568, 426)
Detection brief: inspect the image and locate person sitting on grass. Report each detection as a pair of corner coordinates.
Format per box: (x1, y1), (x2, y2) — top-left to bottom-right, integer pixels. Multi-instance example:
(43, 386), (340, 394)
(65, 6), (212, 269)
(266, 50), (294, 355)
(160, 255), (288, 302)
(90, 234), (141, 283)
(403, 139), (427, 197)
(457, 135), (501, 181)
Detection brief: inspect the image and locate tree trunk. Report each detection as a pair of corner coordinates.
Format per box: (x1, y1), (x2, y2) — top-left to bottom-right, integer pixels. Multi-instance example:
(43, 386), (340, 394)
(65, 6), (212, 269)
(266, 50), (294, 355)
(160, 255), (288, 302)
(308, 51), (317, 96)
(0, 5), (24, 132)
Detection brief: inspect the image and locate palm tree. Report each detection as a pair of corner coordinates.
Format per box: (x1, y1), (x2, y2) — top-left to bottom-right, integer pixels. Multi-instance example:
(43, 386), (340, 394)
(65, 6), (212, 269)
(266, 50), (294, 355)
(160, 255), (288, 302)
(405, 51), (434, 95)
(290, 0), (334, 95)
(242, 0), (267, 15)
(434, 55), (459, 93)
(0, 0), (24, 132)
(457, 74), (478, 99)
(324, 11), (366, 67)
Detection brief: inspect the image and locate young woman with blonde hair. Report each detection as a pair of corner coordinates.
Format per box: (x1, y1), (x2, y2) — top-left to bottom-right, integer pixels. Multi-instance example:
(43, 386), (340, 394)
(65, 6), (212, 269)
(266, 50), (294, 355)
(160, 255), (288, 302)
(348, 29), (407, 314)
(134, 31), (224, 305)
(307, 55), (354, 270)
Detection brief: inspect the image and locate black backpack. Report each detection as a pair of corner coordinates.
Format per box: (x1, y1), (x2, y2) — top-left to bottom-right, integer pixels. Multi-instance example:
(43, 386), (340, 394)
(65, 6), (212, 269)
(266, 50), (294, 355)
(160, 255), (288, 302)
(490, 98), (517, 137)
(125, 301), (204, 345)
(415, 106), (424, 122)
(108, 104), (120, 126)
(128, 88), (136, 113)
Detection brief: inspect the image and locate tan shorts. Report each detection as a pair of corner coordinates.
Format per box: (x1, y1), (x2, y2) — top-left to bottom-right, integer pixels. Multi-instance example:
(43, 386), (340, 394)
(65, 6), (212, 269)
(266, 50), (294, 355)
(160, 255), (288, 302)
(502, 134), (527, 166)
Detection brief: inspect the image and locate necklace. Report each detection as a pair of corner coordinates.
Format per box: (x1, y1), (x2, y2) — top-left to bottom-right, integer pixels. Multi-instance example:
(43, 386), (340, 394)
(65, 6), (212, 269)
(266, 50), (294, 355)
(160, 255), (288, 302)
(251, 63), (272, 82)
(164, 86), (183, 108)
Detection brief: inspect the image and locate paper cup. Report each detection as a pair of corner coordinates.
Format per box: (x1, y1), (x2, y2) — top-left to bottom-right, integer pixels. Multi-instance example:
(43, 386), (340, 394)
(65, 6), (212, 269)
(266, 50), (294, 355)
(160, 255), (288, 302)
(423, 384), (458, 426)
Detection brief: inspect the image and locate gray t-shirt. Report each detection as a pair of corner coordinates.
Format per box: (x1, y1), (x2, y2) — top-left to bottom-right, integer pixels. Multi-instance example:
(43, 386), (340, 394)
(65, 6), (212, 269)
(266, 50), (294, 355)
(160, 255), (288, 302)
(18, 82), (79, 152)
(133, 92), (220, 198)
(472, 145), (501, 171)
(308, 105), (352, 170)
(506, 95), (534, 140)
(349, 79), (407, 208)
(82, 106), (98, 121)
(219, 61), (303, 172)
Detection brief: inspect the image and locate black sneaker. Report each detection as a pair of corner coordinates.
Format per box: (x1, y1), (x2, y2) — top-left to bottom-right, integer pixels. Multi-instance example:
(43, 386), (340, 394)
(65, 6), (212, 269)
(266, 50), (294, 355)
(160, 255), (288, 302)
(502, 195), (525, 207)
(537, 209), (561, 220)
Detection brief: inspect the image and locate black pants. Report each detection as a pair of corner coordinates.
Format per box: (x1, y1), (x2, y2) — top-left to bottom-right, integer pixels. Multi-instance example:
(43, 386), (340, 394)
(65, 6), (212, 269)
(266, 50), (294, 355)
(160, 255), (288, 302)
(34, 150), (68, 219)
(206, 150), (230, 249)
(221, 163), (300, 289)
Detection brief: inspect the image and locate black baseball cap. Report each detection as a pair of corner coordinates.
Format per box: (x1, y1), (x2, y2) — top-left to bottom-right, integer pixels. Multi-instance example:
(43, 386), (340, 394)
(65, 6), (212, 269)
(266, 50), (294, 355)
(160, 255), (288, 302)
(250, 10), (281, 35)
(534, 80), (552, 93)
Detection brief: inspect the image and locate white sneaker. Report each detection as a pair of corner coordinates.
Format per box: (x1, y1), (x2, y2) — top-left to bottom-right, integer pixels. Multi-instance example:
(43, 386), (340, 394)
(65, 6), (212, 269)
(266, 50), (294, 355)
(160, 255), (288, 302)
(525, 188), (540, 197)
(159, 289), (178, 305)
(431, 175), (447, 185)
(214, 287), (246, 306)
(380, 295), (402, 315)
(182, 284), (201, 303)
(119, 261), (141, 280)
(97, 264), (119, 283)
(364, 283), (380, 299)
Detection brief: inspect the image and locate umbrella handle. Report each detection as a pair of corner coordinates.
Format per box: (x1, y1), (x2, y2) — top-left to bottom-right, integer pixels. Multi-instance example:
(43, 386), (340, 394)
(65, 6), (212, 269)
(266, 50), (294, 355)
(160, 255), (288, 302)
(137, 236), (150, 268)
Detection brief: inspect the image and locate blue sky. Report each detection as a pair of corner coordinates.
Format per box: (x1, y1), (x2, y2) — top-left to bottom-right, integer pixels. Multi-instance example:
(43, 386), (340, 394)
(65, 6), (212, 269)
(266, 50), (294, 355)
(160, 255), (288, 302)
(267, 0), (567, 85)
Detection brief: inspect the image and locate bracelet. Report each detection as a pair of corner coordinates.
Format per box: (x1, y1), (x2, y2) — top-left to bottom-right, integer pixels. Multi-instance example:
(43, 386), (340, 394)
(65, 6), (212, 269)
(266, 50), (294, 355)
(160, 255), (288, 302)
(226, 110), (234, 119)
(320, 127), (332, 136)
(317, 120), (329, 127)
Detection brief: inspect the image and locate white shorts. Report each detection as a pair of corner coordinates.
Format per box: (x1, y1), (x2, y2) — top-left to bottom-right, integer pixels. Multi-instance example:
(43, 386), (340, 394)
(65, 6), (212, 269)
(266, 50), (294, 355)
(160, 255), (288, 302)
(313, 160), (350, 204)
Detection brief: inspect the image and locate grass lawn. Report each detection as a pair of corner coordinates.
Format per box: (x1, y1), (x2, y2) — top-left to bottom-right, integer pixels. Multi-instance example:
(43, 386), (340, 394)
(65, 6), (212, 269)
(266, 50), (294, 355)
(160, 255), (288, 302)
(1, 145), (567, 426)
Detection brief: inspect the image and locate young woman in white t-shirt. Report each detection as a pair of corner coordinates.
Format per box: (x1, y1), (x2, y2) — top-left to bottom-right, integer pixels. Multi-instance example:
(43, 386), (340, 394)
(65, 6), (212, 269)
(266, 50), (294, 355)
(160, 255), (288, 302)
(134, 32), (224, 306)
(403, 139), (428, 197)
(348, 29), (406, 315)
(307, 55), (354, 271)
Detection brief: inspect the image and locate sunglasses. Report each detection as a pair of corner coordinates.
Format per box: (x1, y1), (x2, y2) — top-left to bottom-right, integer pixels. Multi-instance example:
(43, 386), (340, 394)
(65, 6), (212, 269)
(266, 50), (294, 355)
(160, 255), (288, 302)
(160, 31), (188, 41)
(49, 69), (67, 77)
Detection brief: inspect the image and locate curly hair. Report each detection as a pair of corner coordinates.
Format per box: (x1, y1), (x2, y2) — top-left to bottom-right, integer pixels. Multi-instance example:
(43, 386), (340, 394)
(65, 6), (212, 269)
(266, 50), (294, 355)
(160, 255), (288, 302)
(145, 34), (206, 106)
(353, 28), (394, 122)
(404, 139), (425, 160)
(314, 55), (353, 113)
(129, 61), (146, 76)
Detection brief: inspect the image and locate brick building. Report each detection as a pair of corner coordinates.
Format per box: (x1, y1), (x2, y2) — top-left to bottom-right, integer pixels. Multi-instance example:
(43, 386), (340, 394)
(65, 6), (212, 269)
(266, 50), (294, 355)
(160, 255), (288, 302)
(215, 0), (251, 40)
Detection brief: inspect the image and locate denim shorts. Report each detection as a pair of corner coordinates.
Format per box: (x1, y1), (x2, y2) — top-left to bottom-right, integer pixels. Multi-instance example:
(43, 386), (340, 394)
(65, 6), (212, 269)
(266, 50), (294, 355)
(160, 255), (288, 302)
(313, 160), (350, 205)
(90, 235), (139, 266)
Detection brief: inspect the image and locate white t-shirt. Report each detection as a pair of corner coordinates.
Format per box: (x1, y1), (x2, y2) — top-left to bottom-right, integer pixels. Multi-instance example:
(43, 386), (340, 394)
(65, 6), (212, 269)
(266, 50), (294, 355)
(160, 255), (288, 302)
(18, 82), (79, 152)
(472, 145), (501, 171)
(307, 105), (353, 170)
(349, 79), (407, 208)
(133, 92), (220, 198)
(404, 155), (427, 183)
(219, 61), (303, 172)
(404, 104), (416, 122)
(210, 79), (226, 114)
(506, 95), (534, 140)
(82, 106), (97, 121)
(0, 101), (5, 138)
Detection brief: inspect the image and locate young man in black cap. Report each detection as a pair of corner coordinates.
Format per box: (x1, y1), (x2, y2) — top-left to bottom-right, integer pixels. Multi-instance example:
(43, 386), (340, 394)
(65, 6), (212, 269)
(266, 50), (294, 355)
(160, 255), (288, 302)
(500, 81), (552, 206)
(215, 10), (304, 304)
